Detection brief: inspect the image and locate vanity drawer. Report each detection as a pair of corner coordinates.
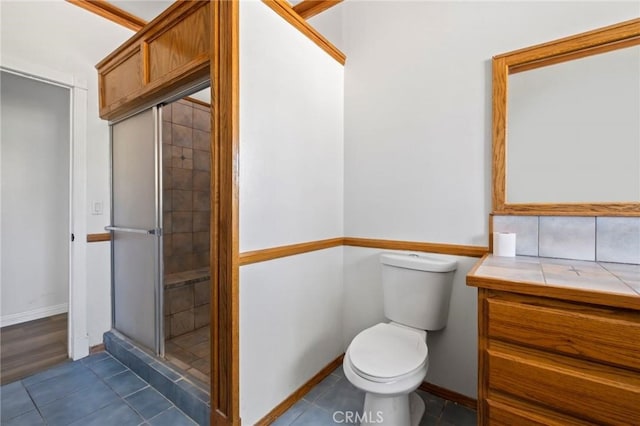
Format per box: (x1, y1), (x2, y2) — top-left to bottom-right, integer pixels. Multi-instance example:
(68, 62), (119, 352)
(486, 395), (595, 426)
(485, 293), (640, 371)
(487, 341), (640, 425)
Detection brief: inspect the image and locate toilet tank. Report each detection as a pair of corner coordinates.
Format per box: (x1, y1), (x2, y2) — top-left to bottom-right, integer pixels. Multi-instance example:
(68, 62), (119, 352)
(380, 252), (457, 331)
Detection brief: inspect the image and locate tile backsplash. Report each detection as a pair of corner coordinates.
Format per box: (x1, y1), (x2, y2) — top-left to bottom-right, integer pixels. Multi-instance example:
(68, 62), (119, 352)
(597, 217), (640, 264)
(493, 215), (640, 264)
(492, 215), (539, 256)
(539, 216), (595, 261)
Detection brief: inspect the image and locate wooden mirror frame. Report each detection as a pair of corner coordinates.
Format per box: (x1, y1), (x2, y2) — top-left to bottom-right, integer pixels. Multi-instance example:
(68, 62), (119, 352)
(492, 18), (640, 216)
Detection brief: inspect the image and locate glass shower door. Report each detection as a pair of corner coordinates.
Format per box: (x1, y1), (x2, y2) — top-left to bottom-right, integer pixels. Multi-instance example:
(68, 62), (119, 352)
(108, 107), (163, 354)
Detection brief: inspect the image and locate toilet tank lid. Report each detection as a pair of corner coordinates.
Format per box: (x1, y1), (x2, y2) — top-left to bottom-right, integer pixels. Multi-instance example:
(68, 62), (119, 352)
(380, 253), (457, 272)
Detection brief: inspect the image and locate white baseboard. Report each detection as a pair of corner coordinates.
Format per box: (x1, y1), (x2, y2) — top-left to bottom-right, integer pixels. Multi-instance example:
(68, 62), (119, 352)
(1, 303), (68, 328)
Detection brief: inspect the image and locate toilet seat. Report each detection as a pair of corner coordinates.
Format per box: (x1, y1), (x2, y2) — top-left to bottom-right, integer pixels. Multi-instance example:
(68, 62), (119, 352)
(348, 323), (428, 383)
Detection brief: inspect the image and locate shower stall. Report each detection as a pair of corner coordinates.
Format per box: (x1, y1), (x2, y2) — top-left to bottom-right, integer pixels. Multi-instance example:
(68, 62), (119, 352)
(160, 96), (212, 385)
(108, 88), (211, 388)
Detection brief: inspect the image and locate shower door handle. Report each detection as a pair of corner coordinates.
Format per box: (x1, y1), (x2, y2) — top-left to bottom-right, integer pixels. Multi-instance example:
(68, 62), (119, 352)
(105, 226), (161, 236)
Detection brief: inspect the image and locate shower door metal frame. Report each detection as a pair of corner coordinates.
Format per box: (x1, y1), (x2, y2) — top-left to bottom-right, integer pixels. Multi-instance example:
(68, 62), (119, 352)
(108, 106), (164, 356)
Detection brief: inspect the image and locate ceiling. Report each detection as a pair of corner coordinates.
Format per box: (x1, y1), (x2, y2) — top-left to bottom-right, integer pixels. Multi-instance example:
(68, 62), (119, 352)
(111, 0), (307, 23)
(109, 1), (174, 22)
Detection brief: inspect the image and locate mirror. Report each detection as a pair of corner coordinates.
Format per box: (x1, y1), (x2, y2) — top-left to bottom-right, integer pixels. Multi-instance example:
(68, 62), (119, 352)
(493, 18), (640, 215)
(508, 45), (640, 203)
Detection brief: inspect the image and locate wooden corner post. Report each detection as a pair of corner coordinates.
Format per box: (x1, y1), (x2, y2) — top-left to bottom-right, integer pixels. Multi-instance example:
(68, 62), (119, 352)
(210, 0), (240, 425)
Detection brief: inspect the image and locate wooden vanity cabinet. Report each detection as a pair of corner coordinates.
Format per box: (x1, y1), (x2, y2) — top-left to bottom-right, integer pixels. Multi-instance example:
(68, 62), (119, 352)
(477, 289), (640, 425)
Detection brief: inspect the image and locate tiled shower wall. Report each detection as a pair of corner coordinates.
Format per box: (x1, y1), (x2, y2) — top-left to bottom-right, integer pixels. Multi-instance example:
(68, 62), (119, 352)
(493, 215), (640, 264)
(162, 99), (211, 275)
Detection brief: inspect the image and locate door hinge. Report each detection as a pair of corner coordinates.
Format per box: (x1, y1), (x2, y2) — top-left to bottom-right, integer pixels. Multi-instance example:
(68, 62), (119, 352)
(71, 233), (75, 242)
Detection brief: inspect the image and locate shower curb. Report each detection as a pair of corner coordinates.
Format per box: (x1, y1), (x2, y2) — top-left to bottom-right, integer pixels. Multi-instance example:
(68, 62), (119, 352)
(104, 331), (210, 425)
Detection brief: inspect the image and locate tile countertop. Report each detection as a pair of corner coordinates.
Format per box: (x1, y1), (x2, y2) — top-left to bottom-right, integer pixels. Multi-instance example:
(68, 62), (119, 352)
(467, 255), (640, 310)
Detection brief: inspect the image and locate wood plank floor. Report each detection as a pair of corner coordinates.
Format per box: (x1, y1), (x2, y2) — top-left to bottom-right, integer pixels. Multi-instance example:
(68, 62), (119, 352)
(0, 313), (68, 385)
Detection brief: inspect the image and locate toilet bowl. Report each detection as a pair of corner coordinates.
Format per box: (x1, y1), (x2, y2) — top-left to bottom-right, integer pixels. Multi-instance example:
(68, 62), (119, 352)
(343, 322), (428, 426)
(343, 252), (457, 426)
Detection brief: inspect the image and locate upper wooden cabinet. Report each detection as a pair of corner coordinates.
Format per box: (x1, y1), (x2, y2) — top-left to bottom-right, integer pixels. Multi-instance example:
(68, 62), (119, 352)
(96, 1), (210, 120)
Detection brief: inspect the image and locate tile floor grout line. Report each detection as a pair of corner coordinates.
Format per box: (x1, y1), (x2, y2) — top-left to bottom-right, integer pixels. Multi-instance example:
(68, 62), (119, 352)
(122, 390), (154, 423)
(10, 380), (46, 424)
(26, 367), (101, 412)
(146, 404), (198, 425)
(125, 383), (151, 398)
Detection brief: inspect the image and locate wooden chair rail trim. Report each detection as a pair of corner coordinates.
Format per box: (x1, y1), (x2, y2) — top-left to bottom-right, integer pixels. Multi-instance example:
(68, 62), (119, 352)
(343, 237), (488, 258)
(255, 354), (344, 425)
(418, 381), (477, 410)
(65, 0), (145, 32)
(262, 0), (346, 65)
(293, 0), (343, 20)
(85, 236), (526, 271)
(239, 238), (343, 266)
(87, 233), (111, 243)
(240, 237), (488, 266)
(86, 236), (487, 256)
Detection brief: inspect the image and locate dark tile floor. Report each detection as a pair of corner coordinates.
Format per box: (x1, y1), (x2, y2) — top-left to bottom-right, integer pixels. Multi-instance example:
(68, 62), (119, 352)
(1, 353), (476, 426)
(0, 352), (197, 426)
(273, 366), (477, 426)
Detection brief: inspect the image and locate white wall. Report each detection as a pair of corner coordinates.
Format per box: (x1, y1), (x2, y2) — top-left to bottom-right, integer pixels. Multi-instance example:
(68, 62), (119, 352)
(341, 0), (638, 245)
(240, 248), (344, 424)
(239, 2), (344, 251)
(334, 1), (640, 398)
(239, 1), (344, 423)
(1, 72), (70, 322)
(0, 1), (133, 345)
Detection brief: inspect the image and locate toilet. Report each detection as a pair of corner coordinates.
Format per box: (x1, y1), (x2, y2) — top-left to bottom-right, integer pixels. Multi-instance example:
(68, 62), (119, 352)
(343, 252), (457, 426)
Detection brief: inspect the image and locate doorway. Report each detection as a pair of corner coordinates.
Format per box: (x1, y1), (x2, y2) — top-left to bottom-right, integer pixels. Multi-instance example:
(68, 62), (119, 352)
(0, 70), (71, 383)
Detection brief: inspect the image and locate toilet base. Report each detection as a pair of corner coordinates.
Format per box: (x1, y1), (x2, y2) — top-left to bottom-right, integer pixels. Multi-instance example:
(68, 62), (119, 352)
(361, 391), (425, 426)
